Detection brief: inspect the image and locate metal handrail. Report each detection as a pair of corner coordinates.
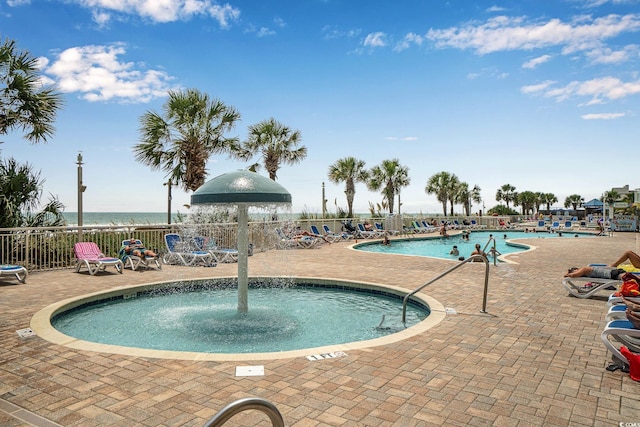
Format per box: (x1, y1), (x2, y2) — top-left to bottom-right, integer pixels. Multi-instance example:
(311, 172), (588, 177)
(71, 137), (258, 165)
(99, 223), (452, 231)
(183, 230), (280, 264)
(482, 237), (498, 266)
(401, 254), (491, 322)
(203, 397), (285, 427)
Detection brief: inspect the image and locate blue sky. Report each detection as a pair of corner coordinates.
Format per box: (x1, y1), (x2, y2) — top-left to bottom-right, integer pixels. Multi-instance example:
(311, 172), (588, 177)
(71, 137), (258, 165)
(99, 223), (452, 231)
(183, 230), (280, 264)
(1, 0), (639, 215)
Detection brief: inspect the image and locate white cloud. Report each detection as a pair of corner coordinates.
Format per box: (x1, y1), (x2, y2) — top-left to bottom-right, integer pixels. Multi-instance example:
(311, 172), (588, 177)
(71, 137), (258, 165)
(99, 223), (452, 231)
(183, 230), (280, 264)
(70, 0), (240, 26)
(522, 54), (552, 69)
(256, 27), (275, 37)
(581, 112), (625, 119)
(394, 33), (423, 52)
(426, 14), (640, 56)
(487, 6), (506, 13)
(7, 0), (30, 6)
(522, 76), (640, 103)
(44, 44), (176, 103)
(585, 44), (638, 63)
(520, 80), (556, 94)
(363, 32), (387, 48)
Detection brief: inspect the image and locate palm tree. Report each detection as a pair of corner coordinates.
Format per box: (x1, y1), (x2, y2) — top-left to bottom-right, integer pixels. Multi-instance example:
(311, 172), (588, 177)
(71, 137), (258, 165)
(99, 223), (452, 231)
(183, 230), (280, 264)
(0, 157), (64, 228)
(517, 191), (537, 215)
(425, 171), (458, 216)
(470, 184), (482, 215)
(495, 184), (517, 208)
(236, 118), (306, 181)
(367, 159), (409, 214)
(564, 194), (583, 210)
(134, 88), (241, 192)
(446, 176), (461, 215)
(541, 192), (557, 213)
(327, 157), (368, 218)
(455, 182), (470, 216)
(1, 37), (62, 144)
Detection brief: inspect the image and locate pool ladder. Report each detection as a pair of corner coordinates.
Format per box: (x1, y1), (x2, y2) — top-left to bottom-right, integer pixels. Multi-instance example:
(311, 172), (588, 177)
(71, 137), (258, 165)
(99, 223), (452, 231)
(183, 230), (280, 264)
(203, 397), (284, 427)
(401, 253), (491, 323)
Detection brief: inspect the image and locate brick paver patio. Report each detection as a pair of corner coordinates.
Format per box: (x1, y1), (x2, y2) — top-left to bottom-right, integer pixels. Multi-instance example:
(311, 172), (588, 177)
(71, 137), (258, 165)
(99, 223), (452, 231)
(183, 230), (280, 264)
(1, 231), (639, 426)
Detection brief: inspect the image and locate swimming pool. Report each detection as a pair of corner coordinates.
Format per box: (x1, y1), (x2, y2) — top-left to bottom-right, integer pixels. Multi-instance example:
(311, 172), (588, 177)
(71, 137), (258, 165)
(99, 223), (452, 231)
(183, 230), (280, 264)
(355, 230), (593, 260)
(42, 277), (437, 359)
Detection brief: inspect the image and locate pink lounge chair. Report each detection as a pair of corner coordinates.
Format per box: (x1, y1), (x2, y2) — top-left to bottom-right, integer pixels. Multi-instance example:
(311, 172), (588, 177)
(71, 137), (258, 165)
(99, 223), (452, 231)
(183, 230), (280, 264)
(73, 242), (123, 275)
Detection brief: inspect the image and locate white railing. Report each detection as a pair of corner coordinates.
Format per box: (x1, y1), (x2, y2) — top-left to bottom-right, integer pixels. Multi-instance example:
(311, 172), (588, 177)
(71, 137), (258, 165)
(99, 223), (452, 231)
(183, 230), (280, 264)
(0, 216), (502, 272)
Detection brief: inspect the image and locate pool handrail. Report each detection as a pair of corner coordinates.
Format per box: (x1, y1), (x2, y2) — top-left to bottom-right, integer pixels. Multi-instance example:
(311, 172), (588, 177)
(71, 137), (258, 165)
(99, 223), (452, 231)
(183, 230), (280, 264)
(203, 397), (284, 427)
(482, 237), (498, 266)
(401, 254), (491, 322)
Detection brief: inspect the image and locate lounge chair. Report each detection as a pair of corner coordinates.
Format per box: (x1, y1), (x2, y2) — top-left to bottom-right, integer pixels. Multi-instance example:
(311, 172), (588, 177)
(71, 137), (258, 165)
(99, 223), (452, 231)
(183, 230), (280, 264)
(356, 223), (381, 239)
(420, 221), (438, 233)
(119, 239), (162, 271)
(563, 221), (574, 230)
(322, 225), (353, 240)
(410, 221), (429, 234)
(163, 234), (216, 266)
(275, 228), (320, 249)
(311, 225), (342, 243)
(73, 242), (123, 275)
(601, 319), (640, 371)
(194, 236), (239, 263)
(561, 276), (620, 298)
(535, 220), (547, 232)
(374, 222), (399, 236)
(550, 221), (561, 231)
(0, 264), (27, 284)
(470, 219), (486, 229)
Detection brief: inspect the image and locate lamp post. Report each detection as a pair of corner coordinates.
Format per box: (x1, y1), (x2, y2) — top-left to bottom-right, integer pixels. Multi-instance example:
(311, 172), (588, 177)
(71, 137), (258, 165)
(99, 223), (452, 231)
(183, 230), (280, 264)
(164, 179), (172, 224)
(77, 153), (87, 241)
(321, 182), (327, 218)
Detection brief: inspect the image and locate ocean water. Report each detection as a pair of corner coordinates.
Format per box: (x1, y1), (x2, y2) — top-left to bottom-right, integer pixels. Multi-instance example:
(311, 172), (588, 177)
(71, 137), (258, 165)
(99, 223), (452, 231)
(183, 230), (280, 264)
(62, 211), (304, 226)
(63, 212), (174, 226)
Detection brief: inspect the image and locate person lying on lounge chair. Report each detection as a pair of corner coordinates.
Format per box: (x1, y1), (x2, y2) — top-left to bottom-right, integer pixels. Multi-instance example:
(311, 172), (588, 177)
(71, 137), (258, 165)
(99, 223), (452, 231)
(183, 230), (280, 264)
(565, 250), (640, 279)
(124, 238), (157, 259)
(564, 266), (625, 279)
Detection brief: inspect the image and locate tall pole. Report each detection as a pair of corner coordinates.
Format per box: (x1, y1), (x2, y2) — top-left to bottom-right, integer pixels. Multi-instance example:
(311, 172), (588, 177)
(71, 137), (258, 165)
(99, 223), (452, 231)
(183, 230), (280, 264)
(165, 179), (172, 224)
(76, 153), (86, 241)
(321, 182), (326, 218)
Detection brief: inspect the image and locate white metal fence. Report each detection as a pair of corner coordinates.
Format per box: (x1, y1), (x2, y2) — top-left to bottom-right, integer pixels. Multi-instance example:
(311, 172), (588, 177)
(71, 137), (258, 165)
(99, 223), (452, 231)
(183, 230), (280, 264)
(0, 215), (500, 272)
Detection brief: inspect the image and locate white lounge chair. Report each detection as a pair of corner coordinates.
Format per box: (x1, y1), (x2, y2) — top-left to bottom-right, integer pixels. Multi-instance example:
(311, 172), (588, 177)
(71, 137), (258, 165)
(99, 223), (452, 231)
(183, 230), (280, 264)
(322, 225), (353, 240)
(0, 264), (27, 283)
(311, 225), (341, 243)
(119, 239), (162, 271)
(275, 228), (321, 249)
(601, 319), (640, 371)
(194, 236), (239, 263)
(163, 234), (216, 266)
(73, 242), (123, 275)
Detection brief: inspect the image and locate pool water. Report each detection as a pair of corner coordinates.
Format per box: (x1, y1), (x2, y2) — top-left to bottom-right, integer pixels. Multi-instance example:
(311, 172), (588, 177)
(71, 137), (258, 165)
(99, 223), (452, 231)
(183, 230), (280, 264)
(51, 283), (429, 354)
(356, 230), (592, 260)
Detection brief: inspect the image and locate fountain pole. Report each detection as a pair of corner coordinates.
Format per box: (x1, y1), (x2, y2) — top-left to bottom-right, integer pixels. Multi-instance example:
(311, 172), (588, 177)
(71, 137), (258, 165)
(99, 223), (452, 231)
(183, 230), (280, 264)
(237, 204), (249, 313)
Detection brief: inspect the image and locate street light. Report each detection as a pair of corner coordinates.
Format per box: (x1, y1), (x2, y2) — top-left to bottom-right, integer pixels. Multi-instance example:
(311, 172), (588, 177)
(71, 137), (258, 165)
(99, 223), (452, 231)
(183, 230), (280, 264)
(77, 153), (87, 241)
(321, 182), (327, 218)
(164, 179), (172, 224)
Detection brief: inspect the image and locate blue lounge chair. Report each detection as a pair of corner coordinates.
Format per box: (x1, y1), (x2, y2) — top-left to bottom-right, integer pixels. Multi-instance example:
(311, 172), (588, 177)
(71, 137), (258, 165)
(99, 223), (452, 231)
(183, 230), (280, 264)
(163, 234), (216, 266)
(311, 225), (341, 243)
(275, 228), (320, 249)
(194, 236), (239, 263)
(119, 239), (162, 271)
(322, 225), (353, 240)
(601, 319), (640, 371)
(0, 264), (27, 283)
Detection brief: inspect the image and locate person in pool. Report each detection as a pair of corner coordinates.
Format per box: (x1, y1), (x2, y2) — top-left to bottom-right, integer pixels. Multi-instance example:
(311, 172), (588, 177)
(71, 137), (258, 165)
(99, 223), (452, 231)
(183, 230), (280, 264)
(450, 245), (459, 256)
